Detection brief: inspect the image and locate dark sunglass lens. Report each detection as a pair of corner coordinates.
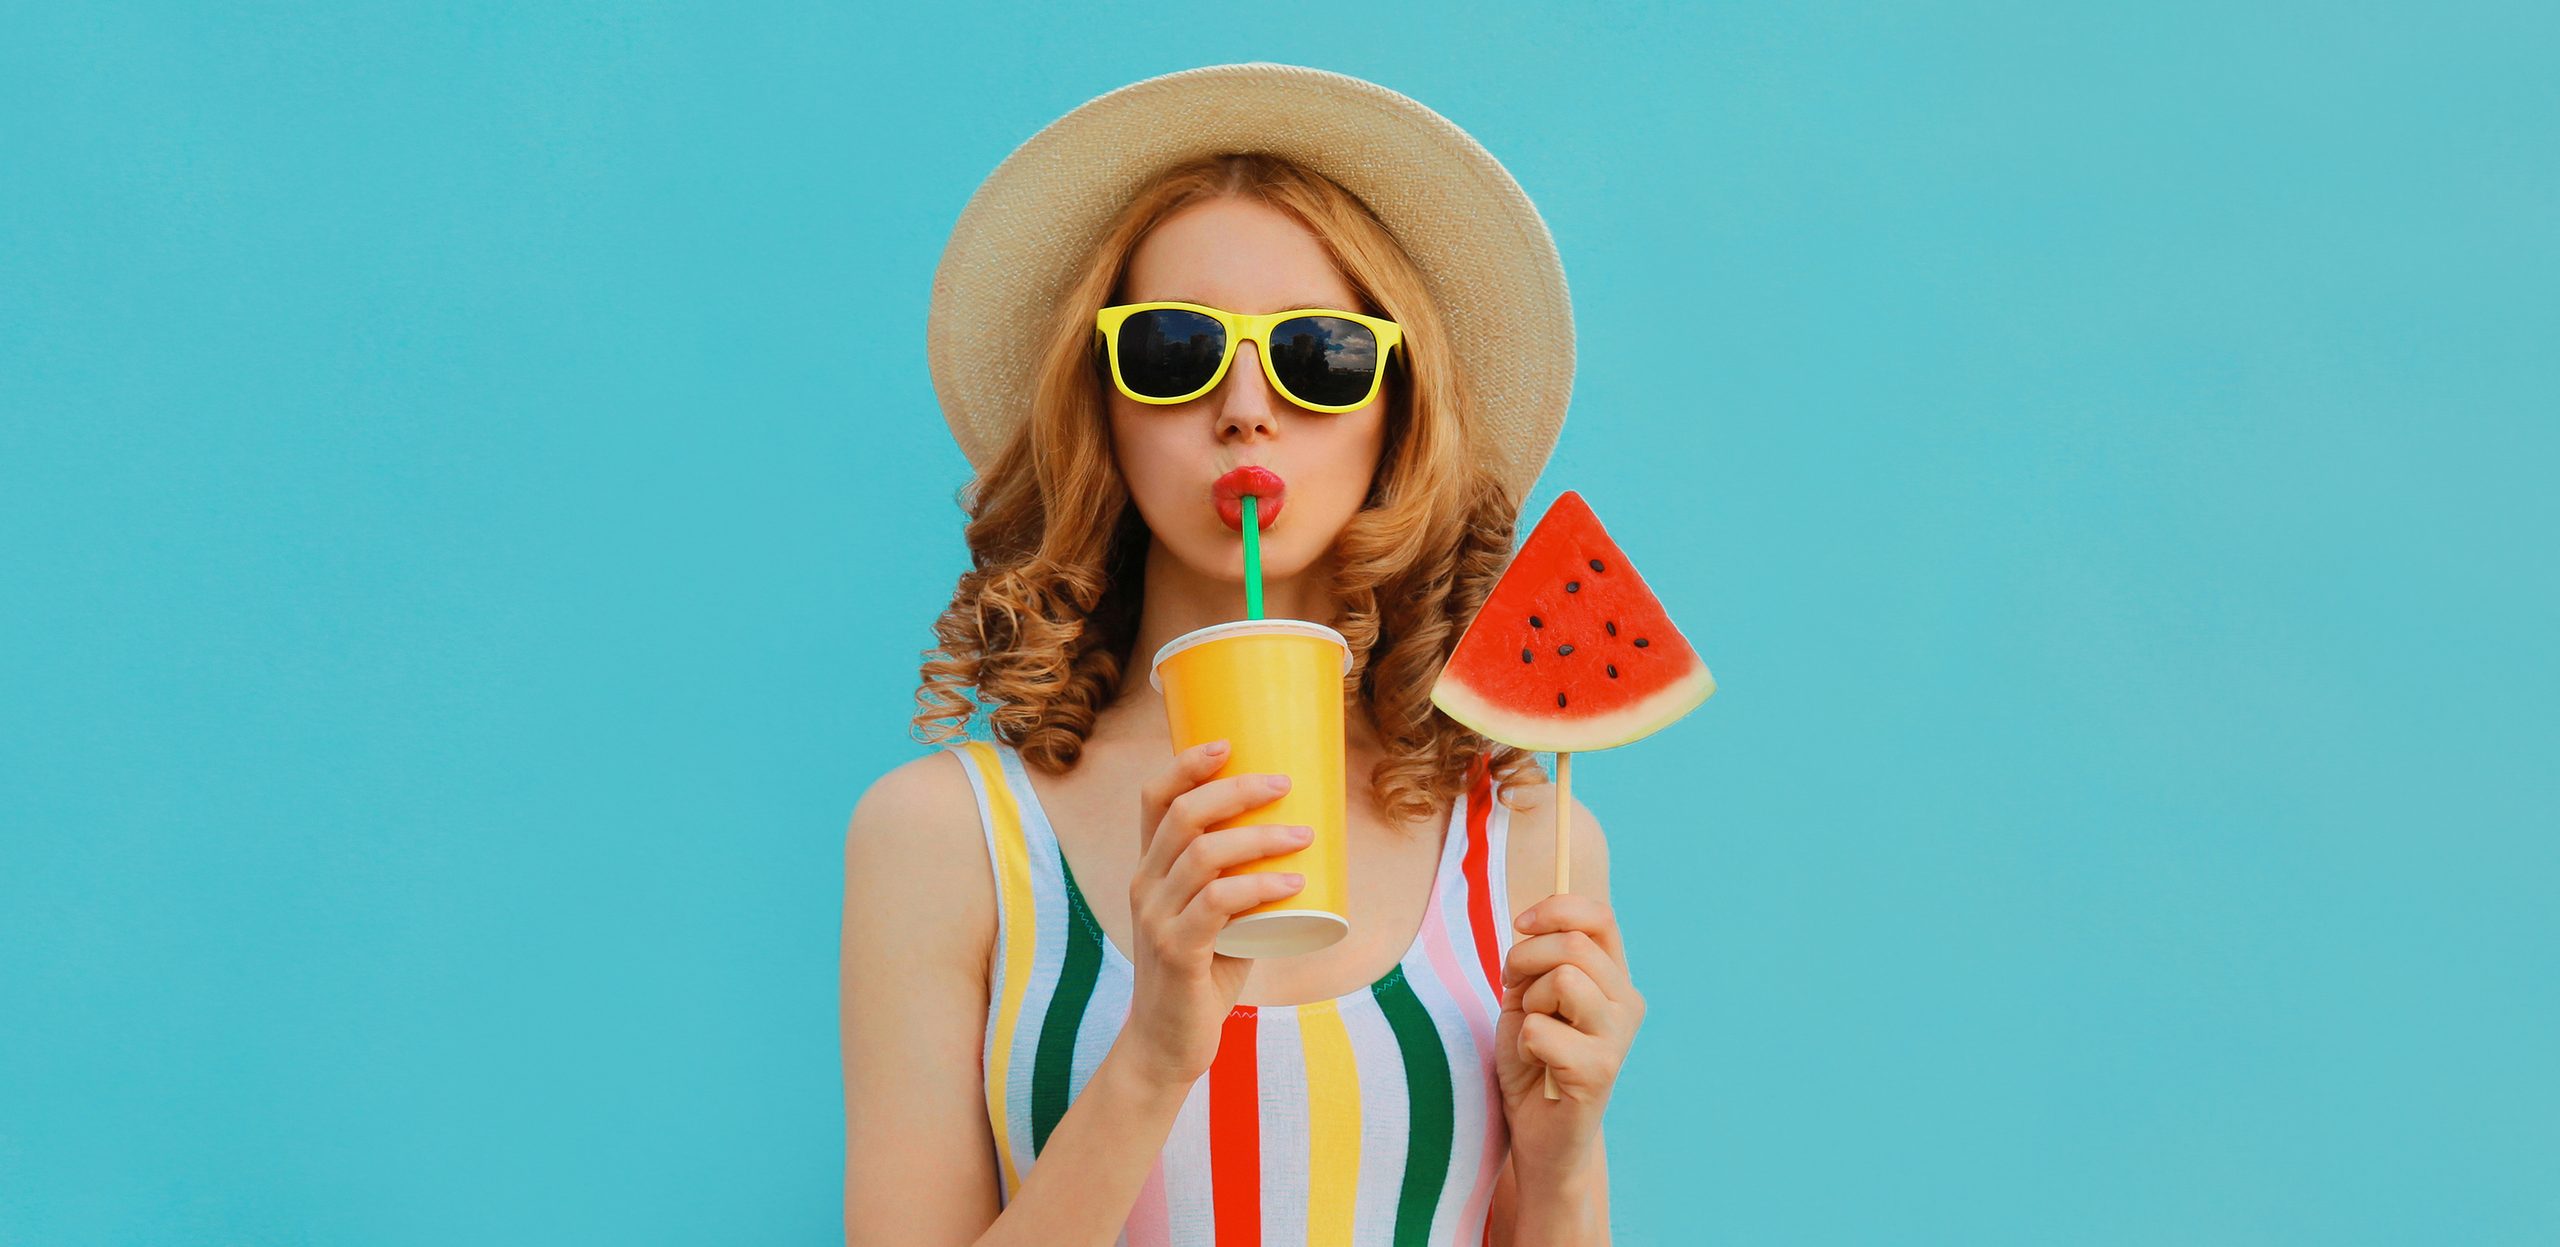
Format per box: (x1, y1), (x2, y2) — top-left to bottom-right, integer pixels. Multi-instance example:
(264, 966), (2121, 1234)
(1115, 309), (1226, 399)
(1268, 317), (1381, 407)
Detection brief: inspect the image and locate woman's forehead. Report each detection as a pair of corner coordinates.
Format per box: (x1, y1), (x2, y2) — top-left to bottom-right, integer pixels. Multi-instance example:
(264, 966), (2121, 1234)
(1121, 197), (1358, 311)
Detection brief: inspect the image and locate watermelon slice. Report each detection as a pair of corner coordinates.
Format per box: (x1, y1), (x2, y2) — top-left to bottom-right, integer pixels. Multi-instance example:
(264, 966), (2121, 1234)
(1430, 490), (1714, 753)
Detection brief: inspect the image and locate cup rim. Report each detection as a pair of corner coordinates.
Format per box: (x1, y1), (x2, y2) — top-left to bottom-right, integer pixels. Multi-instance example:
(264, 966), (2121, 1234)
(1147, 618), (1353, 692)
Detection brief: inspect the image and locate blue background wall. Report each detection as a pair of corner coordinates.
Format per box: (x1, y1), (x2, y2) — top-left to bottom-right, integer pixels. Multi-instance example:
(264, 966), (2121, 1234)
(4, 3), (2551, 1242)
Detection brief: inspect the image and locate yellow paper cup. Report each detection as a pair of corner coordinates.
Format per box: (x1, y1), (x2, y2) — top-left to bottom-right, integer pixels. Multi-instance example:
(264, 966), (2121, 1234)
(1150, 619), (1353, 958)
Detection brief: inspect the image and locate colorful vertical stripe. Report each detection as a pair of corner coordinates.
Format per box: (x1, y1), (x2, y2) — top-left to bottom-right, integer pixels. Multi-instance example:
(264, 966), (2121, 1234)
(1209, 1007), (1262, 1244)
(955, 741), (1035, 1202)
(1298, 998), (1363, 1243)
(1368, 967), (1449, 1245)
(1342, 996), (1412, 1244)
(1423, 787), (1511, 1243)
(1254, 1008), (1310, 1244)
(1031, 843), (1104, 1155)
(945, 739), (1518, 1242)
(1459, 758), (1505, 1001)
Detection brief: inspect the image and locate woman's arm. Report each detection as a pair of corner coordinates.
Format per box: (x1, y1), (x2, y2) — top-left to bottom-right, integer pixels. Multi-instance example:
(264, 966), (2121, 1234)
(1493, 1128), (1612, 1245)
(1487, 789), (1625, 1246)
(840, 754), (1190, 1247)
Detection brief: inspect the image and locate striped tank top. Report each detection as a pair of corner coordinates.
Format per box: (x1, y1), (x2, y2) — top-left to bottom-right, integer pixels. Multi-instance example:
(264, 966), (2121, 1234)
(944, 738), (1519, 1246)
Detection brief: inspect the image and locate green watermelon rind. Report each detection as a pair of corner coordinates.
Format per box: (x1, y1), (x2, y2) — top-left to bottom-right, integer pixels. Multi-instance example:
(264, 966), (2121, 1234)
(1432, 658), (1715, 754)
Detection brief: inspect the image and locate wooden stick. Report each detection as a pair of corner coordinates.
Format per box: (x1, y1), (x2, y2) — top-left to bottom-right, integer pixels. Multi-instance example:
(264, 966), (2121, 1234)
(1542, 749), (1572, 1100)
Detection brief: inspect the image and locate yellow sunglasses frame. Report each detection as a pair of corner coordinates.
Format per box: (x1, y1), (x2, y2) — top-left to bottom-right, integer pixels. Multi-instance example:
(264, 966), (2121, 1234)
(1094, 301), (1406, 414)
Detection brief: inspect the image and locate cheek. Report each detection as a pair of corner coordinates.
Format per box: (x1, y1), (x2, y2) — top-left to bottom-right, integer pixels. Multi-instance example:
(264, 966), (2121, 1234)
(1313, 410), (1389, 505)
(1108, 412), (1190, 515)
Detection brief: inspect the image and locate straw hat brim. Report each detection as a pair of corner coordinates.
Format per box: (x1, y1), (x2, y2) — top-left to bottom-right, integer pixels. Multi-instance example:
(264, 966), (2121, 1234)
(926, 62), (1572, 505)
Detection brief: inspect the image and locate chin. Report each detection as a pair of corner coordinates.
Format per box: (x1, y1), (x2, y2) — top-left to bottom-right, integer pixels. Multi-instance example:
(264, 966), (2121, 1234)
(1148, 500), (1347, 585)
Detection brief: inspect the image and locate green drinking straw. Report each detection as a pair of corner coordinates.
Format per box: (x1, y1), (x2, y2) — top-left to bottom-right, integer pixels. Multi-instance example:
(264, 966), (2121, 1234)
(1242, 494), (1264, 620)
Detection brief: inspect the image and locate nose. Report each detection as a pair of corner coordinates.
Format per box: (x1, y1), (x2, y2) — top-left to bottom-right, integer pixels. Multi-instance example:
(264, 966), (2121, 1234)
(1215, 340), (1277, 440)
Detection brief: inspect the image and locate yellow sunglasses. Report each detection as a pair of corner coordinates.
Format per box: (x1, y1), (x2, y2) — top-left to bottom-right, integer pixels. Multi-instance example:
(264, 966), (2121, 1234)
(1094, 300), (1406, 414)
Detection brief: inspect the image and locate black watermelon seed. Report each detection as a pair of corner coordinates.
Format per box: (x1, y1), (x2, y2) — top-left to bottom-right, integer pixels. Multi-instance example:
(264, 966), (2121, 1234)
(1557, 691), (1568, 708)
(1607, 664), (1619, 678)
(1589, 558), (1605, 572)
(1529, 615), (1543, 628)
(1520, 647), (1533, 663)
(1557, 643), (1574, 656)
(1634, 637), (1650, 648)
(1565, 580), (1580, 593)
(1605, 620), (1617, 637)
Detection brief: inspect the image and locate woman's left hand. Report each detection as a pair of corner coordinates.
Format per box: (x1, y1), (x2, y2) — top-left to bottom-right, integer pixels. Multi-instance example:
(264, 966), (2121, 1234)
(1494, 890), (1645, 1184)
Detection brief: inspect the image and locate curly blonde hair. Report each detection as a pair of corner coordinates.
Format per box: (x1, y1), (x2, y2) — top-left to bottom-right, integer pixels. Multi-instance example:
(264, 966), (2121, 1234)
(911, 152), (1548, 827)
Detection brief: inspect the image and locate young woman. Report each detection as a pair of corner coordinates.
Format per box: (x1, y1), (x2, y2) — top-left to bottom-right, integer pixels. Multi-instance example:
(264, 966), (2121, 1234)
(843, 66), (1645, 1247)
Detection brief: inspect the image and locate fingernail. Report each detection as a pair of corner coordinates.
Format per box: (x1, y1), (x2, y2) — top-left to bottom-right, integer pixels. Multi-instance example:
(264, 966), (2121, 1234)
(1516, 908), (1538, 930)
(1205, 740), (1229, 755)
(1289, 825), (1314, 842)
(1281, 872), (1304, 887)
(1268, 774), (1291, 792)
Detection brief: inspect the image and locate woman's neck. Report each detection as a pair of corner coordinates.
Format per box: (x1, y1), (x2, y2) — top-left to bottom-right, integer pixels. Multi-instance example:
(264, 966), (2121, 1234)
(1111, 534), (1348, 720)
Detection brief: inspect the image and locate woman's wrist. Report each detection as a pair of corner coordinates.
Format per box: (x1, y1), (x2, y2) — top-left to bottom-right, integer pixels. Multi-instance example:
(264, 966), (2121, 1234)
(1512, 1143), (1609, 1244)
(1517, 1151), (1603, 1201)
(1098, 1040), (1199, 1111)
(979, 1037), (1197, 1246)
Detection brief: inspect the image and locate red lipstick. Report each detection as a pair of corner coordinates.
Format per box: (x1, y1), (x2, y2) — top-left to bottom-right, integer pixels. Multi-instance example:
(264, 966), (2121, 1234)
(1212, 465), (1287, 532)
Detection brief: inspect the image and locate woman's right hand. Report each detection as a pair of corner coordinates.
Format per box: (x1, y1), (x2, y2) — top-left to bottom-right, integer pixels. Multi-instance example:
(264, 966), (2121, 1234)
(1118, 739), (1313, 1090)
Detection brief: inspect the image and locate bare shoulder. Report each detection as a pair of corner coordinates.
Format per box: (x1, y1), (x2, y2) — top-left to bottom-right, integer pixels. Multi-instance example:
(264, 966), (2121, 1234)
(1497, 770), (1612, 921)
(841, 746), (1005, 1239)
(849, 745), (984, 838)
(844, 746), (995, 981)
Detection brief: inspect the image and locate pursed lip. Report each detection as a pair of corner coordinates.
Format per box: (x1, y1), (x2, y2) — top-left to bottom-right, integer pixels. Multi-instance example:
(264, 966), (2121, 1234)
(1211, 465), (1287, 532)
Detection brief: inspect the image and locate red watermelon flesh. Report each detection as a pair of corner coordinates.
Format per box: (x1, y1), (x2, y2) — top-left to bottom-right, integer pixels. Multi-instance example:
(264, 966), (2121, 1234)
(1430, 490), (1714, 753)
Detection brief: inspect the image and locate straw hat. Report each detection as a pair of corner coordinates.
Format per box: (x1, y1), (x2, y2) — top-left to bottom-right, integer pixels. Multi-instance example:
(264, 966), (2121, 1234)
(926, 62), (1574, 504)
